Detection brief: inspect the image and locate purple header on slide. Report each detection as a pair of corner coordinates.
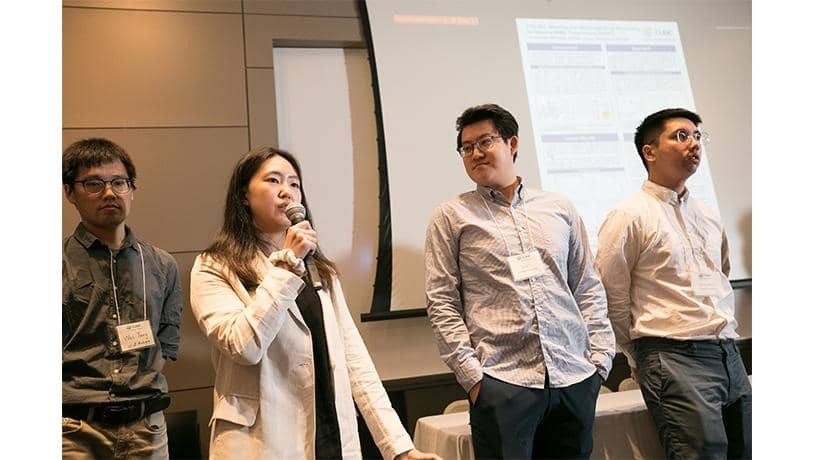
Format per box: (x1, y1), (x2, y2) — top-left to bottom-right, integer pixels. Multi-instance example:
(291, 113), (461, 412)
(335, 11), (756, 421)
(610, 70), (681, 75)
(541, 133), (619, 143)
(527, 43), (603, 51)
(606, 44), (676, 52)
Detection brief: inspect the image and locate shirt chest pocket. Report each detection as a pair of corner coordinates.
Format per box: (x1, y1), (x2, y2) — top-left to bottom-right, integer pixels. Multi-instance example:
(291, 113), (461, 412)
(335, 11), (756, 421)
(646, 227), (690, 274)
(63, 269), (95, 345)
(67, 269), (94, 303)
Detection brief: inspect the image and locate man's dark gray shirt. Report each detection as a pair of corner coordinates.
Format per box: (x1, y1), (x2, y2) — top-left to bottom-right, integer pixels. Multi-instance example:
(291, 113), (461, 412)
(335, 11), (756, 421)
(63, 223), (182, 404)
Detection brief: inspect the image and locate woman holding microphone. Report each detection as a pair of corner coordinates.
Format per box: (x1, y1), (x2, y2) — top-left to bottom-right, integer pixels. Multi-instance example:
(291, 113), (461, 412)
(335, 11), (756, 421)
(190, 147), (438, 459)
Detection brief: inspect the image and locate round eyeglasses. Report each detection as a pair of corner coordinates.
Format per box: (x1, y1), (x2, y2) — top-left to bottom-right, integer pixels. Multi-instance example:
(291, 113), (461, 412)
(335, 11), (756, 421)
(672, 129), (710, 145)
(73, 177), (133, 195)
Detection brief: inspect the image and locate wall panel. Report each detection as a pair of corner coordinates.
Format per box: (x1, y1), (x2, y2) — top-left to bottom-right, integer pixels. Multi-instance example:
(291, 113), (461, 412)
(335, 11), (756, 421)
(63, 7), (246, 127)
(247, 68), (279, 148)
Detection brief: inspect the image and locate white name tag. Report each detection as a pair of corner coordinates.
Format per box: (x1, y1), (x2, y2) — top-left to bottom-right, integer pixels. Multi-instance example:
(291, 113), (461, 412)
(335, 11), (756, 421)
(508, 251), (546, 281)
(116, 320), (156, 352)
(691, 272), (722, 297)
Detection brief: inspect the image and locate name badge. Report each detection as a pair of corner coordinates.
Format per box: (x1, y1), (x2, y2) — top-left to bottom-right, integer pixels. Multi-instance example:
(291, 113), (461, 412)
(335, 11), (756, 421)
(691, 272), (722, 297)
(508, 251), (546, 282)
(116, 320), (156, 352)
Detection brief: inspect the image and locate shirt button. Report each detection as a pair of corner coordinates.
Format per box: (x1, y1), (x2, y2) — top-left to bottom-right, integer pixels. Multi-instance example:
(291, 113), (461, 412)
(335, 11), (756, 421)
(112, 341), (119, 347)
(113, 368), (120, 373)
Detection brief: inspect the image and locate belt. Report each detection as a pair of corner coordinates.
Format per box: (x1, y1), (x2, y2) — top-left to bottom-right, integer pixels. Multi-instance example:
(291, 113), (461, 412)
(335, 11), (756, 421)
(63, 394), (171, 426)
(634, 336), (737, 353)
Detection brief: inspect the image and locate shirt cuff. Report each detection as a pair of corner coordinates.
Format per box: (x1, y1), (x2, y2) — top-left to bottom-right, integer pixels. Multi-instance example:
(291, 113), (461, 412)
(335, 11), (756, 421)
(590, 351), (613, 380)
(455, 356), (484, 392)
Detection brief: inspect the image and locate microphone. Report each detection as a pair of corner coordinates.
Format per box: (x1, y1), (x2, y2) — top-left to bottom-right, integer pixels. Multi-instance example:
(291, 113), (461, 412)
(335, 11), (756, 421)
(284, 202), (323, 290)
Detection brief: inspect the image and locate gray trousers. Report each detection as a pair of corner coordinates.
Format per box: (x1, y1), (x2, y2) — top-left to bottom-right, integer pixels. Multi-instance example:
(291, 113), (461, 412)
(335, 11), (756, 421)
(634, 337), (752, 460)
(62, 411), (169, 460)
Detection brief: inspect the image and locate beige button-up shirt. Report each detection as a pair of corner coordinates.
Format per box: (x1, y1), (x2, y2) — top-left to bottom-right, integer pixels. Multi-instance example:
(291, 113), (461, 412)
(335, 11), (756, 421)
(595, 180), (738, 368)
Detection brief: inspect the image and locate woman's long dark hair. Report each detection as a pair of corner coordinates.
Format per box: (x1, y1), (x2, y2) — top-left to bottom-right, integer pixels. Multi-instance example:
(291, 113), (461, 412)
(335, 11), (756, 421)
(203, 146), (337, 292)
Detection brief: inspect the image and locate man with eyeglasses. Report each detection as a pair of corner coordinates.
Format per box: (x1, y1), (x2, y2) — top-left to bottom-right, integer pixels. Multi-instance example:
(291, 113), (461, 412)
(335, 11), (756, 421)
(425, 104), (615, 459)
(62, 138), (182, 459)
(595, 108), (751, 458)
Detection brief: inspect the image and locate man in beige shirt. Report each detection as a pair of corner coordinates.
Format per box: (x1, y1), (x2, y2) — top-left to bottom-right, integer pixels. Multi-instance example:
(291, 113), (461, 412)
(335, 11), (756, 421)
(595, 108), (751, 459)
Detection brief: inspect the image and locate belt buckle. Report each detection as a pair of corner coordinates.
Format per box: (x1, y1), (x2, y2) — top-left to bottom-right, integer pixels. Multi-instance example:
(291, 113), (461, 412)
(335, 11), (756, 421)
(99, 403), (140, 425)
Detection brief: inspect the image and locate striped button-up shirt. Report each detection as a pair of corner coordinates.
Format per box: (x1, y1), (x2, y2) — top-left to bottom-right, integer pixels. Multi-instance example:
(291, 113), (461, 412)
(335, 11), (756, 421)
(595, 181), (737, 369)
(425, 179), (615, 391)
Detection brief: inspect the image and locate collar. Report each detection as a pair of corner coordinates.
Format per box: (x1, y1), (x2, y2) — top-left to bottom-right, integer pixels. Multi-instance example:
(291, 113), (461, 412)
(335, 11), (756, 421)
(642, 180), (690, 206)
(73, 223), (138, 250)
(476, 176), (525, 205)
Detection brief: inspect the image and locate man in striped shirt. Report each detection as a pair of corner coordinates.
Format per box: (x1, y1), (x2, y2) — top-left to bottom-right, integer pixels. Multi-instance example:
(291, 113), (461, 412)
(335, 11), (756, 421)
(425, 104), (615, 459)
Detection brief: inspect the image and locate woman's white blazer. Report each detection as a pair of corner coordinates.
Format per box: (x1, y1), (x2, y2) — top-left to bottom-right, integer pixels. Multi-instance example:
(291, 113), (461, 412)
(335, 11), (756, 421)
(190, 253), (414, 459)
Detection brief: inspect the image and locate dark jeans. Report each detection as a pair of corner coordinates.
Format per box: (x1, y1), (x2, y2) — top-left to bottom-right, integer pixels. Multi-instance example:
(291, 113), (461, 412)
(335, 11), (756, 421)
(634, 337), (752, 460)
(469, 372), (603, 460)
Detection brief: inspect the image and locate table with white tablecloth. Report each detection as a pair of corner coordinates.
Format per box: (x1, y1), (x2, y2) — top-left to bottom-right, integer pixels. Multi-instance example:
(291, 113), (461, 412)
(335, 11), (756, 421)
(413, 389), (663, 460)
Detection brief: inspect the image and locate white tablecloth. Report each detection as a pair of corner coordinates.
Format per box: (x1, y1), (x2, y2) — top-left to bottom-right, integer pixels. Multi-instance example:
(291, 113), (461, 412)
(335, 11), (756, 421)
(413, 389), (663, 460)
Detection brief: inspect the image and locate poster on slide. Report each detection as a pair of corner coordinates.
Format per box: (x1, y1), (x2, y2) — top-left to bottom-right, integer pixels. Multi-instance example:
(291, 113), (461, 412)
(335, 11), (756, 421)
(516, 19), (720, 252)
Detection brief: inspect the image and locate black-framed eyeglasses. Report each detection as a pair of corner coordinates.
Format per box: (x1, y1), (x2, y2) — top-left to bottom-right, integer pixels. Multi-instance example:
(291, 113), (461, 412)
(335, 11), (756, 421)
(457, 134), (504, 157)
(73, 177), (133, 195)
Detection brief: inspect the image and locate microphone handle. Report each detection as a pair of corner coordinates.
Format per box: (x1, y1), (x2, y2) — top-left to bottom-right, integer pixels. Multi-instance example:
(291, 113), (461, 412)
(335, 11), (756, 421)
(303, 254), (323, 290)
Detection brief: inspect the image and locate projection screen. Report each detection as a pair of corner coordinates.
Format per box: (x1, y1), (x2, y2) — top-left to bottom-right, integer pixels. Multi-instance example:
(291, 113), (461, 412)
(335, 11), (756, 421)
(362, 0), (751, 317)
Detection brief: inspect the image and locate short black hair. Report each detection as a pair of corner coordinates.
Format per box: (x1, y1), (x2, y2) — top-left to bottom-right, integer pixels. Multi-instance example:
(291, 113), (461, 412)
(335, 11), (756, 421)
(634, 108), (702, 171)
(62, 138), (137, 188)
(456, 103), (519, 161)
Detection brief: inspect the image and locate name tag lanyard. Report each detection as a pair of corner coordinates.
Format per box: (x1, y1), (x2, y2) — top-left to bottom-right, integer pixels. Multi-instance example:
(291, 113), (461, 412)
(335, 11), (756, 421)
(479, 191), (545, 285)
(670, 199), (721, 268)
(110, 242), (155, 352)
(670, 200), (723, 298)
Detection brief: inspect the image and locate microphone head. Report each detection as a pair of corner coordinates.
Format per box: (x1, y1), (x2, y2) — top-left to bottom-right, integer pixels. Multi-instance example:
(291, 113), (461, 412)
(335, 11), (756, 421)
(284, 202), (307, 224)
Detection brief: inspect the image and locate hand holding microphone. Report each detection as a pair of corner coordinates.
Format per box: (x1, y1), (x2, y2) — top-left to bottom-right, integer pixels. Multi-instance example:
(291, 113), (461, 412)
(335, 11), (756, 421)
(284, 203), (323, 290)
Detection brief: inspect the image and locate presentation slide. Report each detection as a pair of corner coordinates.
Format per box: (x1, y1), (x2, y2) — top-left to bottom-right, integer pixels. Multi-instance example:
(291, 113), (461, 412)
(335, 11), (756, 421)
(363, 0), (750, 313)
(517, 19), (719, 249)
